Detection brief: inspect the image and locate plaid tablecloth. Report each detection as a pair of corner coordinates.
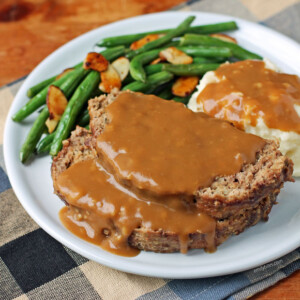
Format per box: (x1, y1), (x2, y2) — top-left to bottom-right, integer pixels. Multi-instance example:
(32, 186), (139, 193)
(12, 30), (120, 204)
(1, 0), (300, 299)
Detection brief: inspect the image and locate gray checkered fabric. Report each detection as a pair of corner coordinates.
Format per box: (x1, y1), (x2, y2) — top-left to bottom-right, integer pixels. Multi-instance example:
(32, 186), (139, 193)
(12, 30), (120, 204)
(1, 0), (299, 299)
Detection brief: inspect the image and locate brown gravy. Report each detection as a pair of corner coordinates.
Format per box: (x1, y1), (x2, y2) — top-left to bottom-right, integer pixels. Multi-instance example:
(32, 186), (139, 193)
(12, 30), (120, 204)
(197, 60), (300, 133)
(58, 91), (266, 256)
(58, 160), (216, 256)
(96, 92), (266, 196)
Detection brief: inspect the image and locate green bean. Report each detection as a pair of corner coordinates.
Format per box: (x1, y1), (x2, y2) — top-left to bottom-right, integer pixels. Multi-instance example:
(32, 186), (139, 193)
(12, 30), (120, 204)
(14, 74), (70, 122)
(129, 45), (229, 83)
(127, 41), (179, 83)
(20, 107), (49, 163)
(89, 88), (103, 99)
(145, 63), (164, 75)
(13, 68), (88, 122)
(162, 41), (180, 48)
(36, 132), (55, 154)
(77, 109), (90, 127)
(27, 76), (56, 98)
(158, 87), (173, 100)
(50, 71), (100, 156)
(26, 70), (82, 100)
(172, 96), (190, 105)
(101, 45), (128, 61)
(27, 66), (83, 99)
(73, 46), (127, 68)
(123, 63), (164, 85)
(188, 21), (238, 34)
(126, 41), (179, 60)
(193, 56), (227, 64)
(177, 46), (232, 58)
(26, 45), (126, 99)
(129, 49), (162, 82)
(122, 71), (174, 93)
(61, 69), (89, 97)
(122, 74), (134, 86)
(127, 16), (195, 59)
(97, 21), (238, 47)
(37, 106), (91, 155)
(40, 142), (51, 154)
(163, 63), (220, 76)
(180, 34), (262, 60)
(62, 46), (126, 70)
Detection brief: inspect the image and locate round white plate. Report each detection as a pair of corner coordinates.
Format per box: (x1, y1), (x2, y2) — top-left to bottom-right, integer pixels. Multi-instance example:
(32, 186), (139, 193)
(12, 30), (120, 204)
(4, 11), (300, 279)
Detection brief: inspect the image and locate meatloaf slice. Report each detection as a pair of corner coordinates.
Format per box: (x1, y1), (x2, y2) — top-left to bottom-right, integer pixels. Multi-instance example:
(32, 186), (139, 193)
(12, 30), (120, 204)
(51, 126), (285, 253)
(88, 91), (294, 219)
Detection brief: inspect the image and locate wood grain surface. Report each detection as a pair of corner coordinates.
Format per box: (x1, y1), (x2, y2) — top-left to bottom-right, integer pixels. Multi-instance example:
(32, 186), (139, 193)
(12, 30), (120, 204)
(0, 0), (298, 298)
(0, 0), (184, 86)
(253, 271), (300, 299)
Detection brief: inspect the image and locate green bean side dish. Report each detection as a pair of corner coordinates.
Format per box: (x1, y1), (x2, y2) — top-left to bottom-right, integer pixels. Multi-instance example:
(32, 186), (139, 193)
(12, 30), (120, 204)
(13, 16), (262, 163)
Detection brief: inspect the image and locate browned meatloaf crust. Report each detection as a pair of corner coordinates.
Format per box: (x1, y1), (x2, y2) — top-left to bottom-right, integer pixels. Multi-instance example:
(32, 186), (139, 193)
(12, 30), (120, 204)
(88, 91), (294, 219)
(51, 126), (293, 253)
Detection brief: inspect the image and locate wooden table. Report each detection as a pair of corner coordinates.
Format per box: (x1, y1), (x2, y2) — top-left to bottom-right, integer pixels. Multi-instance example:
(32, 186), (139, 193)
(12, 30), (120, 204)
(0, 0), (183, 86)
(0, 0), (298, 298)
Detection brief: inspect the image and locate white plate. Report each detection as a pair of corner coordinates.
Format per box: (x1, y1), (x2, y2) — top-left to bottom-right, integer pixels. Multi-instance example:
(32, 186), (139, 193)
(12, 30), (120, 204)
(4, 12), (300, 279)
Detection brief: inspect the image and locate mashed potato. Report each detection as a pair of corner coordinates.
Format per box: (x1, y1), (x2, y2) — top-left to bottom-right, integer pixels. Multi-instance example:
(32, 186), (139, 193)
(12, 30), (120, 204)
(188, 60), (300, 176)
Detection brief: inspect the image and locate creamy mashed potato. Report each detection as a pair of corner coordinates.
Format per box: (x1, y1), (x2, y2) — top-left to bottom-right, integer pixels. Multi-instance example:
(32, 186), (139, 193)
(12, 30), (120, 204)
(188, 60), (300, 176)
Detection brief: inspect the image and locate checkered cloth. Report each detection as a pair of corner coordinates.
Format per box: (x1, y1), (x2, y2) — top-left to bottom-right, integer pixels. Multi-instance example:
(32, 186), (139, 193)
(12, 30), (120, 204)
(1, 0), (300, 299)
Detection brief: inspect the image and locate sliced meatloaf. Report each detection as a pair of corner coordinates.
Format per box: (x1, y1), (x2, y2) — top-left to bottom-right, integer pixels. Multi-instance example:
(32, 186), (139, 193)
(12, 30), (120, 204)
(51, 126), (290, 253)
(88, 91), (294, 219)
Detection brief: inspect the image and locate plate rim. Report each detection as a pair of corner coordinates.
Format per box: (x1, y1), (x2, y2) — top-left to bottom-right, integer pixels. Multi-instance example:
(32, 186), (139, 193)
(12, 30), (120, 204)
(4, 11), (300, 279)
